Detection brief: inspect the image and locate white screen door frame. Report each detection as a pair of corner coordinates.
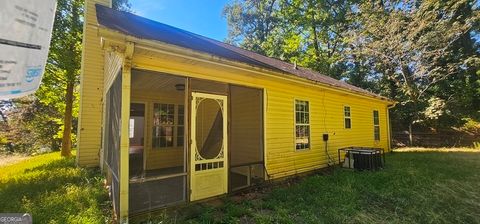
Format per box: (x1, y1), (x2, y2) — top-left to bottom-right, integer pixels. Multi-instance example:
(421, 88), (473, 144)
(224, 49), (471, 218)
(190, 92), (228, 201)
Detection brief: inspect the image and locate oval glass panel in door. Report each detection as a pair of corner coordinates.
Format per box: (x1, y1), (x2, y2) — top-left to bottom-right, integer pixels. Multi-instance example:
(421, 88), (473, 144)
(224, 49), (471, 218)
(195, 98), (224, 160)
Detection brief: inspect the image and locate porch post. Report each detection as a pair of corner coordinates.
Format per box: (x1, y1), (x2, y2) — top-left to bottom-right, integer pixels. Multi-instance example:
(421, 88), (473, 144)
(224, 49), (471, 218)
(119, 42), (134, 222)
(386, 105), (393, 152)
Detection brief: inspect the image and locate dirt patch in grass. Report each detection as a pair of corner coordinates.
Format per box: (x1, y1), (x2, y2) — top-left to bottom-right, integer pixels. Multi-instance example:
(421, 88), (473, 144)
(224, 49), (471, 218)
(0, 153), (29, 167)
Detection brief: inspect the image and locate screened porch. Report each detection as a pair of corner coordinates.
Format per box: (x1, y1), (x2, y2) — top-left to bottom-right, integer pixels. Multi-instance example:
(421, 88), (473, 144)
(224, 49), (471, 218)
(102, 68), (266, 216)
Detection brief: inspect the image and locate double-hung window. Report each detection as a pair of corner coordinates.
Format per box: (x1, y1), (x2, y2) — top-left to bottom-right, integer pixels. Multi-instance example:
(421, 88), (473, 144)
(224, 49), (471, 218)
(373, 110), (380, 141)
(344, 106), (351, 129)
(152, 103), (184, 148)
(295, 100), (310, 150)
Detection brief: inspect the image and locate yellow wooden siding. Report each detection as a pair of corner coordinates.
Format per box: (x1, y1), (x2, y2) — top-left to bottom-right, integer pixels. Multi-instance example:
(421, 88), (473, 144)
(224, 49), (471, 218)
(131, 48), (391, 179)
(77, 0), (111, 166)
(264, 89), (388, 178)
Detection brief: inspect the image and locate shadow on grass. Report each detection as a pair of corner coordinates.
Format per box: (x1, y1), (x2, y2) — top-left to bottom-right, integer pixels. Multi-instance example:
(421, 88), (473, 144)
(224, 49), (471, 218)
(0, 156), (111, 223)
(133, 152), (480, 224)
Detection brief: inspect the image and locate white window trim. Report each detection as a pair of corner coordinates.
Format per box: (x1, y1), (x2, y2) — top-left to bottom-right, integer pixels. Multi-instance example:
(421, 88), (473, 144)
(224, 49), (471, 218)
(294, 99), (311, 151)
(344, 105), (352, 129)
(152, 103), (185, 149)
(176, 105), (185, 147)
(373, 110), (380, 141)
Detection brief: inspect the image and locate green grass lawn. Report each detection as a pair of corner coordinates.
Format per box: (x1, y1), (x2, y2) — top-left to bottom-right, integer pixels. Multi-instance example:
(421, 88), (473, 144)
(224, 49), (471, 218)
(0, 151), (111, 224)
(137, 151), (480, 224)
(1, 150), (479, 224)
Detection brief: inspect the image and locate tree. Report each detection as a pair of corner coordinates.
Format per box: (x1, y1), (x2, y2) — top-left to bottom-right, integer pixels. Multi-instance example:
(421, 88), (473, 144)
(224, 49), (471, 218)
(0, 97), (61, 154)
(346, 0), (480, 144)
(112, 0), (132, 12)
(223, 0), (281, 55)
(0, 0), (83, 155)
(224, 0), (480, 145)
(47, 0), (84, 157)
(0, 0), (131, 155)
(223, 0), (357, 78)
(280, 0), (356, 78)
(47, 0), (130, 157)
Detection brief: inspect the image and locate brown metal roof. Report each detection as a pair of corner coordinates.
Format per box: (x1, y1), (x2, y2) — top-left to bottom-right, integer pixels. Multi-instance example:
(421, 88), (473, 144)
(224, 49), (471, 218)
(95, 4), (390, 101)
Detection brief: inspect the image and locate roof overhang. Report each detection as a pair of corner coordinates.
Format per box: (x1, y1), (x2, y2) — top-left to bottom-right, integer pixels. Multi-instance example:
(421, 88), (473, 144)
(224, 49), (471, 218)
(95, 3), (395, 105)
(98, 26), (395, 105)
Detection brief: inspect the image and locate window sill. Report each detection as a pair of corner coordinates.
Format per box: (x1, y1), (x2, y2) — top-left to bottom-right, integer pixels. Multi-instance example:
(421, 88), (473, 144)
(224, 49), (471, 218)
(295, 148), (311, 152)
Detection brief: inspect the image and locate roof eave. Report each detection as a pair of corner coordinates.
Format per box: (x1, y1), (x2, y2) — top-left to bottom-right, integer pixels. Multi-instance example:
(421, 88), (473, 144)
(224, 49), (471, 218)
(97, 26), (395, 104)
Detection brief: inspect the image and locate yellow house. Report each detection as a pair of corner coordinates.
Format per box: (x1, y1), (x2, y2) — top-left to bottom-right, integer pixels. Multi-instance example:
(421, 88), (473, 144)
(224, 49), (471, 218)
(77, 0), (395, 222)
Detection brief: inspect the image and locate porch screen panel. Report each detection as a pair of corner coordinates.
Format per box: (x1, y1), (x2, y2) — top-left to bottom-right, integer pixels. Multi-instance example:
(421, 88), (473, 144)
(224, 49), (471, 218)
(129, 176), (186, 214)
(229, 85), (265, 191)
(191, 78), (228, 95)
(129, 69), (187, 214)
(104, 73), (122, 218)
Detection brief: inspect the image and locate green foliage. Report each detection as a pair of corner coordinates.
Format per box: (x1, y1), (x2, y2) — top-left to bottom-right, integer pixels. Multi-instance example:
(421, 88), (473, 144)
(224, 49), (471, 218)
(223, 0), (354, 79)
(112, 0), (132, 12)
(132, 151), (480, 223)
(0, 97), (61, 153)
(223, 0), (281, 54)
(0, 0), (131, 154)
(0, 151), (111, 223)
(349, 0), (480, 130)
(223, 0), (480, 132)
(460, 118), (480, 134)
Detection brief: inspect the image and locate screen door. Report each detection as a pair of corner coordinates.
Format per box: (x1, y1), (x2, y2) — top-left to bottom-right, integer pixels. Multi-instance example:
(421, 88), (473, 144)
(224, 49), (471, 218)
(190, 92), (228, 201)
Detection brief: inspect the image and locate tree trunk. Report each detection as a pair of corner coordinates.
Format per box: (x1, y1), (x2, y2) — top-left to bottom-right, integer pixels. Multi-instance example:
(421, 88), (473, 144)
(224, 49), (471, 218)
(61, 82), (74, 157)
(311, 25), (321, 61)
(308, 0), (321, 62)
(408, 122), (413, 146)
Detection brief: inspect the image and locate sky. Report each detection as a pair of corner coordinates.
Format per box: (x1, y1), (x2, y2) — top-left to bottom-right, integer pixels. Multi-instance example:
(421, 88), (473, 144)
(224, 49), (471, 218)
(129, 0), (230, 41)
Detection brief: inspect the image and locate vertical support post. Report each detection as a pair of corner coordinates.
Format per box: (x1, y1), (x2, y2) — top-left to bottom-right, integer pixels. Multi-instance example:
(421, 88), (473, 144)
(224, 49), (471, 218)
(185, 78), (190, 202)
(119, 42), (134, 223)
(386, 106), (392, 152)
(100, 88), (108, 172)
(262, 89), (268, 180)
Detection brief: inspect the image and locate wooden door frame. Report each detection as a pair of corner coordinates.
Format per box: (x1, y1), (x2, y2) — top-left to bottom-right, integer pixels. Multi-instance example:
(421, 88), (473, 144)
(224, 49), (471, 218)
(189, 91), (228, 201)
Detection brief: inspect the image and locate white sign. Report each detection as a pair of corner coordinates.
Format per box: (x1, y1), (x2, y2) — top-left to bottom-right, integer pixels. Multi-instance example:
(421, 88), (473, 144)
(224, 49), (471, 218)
(0, 0), (56, 99)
